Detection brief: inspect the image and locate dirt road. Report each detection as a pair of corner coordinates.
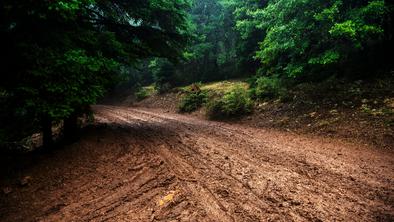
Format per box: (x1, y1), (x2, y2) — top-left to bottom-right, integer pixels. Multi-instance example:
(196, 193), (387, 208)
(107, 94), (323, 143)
(1, 105), (393, 221)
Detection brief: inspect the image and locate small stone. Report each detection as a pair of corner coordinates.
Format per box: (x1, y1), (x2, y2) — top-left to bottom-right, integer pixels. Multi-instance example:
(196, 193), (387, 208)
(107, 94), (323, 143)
(279, 202), (290, 207)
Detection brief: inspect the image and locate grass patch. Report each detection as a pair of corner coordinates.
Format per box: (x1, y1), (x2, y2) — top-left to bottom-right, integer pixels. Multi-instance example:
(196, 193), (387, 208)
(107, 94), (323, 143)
(200, 80), (249, 93)
(178, 80), (248, 94)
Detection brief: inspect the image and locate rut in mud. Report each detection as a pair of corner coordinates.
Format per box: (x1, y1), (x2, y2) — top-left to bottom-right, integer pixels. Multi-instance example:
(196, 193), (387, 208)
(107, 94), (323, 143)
(1, 105), (393, 221)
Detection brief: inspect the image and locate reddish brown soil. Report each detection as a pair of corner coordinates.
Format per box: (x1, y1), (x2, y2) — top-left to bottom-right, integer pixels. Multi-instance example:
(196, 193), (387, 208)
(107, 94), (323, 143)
(1, 105), (393, 221)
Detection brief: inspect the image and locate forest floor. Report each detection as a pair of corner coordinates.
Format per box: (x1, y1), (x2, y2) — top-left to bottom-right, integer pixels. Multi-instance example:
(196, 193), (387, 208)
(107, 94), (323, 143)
(1, 105), (393, 221)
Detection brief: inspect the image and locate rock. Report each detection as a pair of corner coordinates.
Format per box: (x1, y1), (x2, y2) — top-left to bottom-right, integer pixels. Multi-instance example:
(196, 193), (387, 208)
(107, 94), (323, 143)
(279, 202), (290, 207)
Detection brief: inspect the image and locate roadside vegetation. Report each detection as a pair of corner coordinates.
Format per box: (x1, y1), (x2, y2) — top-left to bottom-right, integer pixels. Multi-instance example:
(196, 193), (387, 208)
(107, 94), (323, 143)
(134, 76), (393, 147)
(206, 86), (253, 119)
(1, 0), (393, 151)
(135, 86), (156, 102)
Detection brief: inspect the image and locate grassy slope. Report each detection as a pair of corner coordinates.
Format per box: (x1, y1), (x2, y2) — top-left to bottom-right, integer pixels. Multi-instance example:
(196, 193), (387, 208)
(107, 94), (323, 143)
(179, 80), (248, 93)
(135, 79), (394, 148)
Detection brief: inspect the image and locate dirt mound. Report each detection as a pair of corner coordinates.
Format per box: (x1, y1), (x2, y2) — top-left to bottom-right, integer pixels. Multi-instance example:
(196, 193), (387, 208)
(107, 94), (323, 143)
(1, 105), (393, 221)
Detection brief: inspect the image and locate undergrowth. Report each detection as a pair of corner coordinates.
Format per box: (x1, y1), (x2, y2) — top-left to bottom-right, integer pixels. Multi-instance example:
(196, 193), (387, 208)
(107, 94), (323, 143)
(178, 91), (208, 113)
(206, 87), (253, 119)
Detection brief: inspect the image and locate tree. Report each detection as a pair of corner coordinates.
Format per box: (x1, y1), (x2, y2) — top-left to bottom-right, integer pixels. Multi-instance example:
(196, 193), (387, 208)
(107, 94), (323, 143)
(223, 0), (267, 74)
(249, 0), (389, 79)
(153, 0), (241, 86)
(0, 0), (191, 147)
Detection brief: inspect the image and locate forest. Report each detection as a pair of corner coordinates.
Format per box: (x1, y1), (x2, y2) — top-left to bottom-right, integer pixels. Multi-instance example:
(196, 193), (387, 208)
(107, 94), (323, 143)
(0, 1), (394, 221)
(0, 0), (392, 147)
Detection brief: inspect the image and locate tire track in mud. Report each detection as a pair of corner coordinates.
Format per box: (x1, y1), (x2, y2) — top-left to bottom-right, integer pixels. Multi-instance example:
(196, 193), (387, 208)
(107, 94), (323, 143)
(97, 106), (260, 221)
(93, 105), (394, 221)
(1, 105), (393, 222)
(99, 106), (393, 201)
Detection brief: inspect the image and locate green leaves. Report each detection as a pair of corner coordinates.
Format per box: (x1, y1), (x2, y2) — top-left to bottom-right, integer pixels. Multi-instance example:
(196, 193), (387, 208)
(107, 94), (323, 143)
(308, 50), (340, 65)
(48, 0), (95, 19)
(206, 86), (252, 119)
(242, 0), (389, 78)
(0, 0), (192, 143)
(330, 20), (357, 40)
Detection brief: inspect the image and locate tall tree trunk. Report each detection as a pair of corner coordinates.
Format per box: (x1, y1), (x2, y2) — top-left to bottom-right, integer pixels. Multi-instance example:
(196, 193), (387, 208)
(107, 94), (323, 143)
(63, 112), (79, 142)
(42, 116), (53, 148)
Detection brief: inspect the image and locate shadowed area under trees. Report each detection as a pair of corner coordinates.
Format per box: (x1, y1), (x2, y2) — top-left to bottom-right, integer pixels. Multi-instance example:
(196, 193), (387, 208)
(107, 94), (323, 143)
(0, 0), (191, 148)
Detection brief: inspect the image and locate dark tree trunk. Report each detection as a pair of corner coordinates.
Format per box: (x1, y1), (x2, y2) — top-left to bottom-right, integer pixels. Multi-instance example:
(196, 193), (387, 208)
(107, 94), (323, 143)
(63, 112), (79, 142)
(42, 116), (53, 148)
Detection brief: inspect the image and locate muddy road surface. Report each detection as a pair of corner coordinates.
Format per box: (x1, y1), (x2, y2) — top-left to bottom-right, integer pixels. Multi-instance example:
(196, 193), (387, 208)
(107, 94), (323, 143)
(1, 105), (393, 221)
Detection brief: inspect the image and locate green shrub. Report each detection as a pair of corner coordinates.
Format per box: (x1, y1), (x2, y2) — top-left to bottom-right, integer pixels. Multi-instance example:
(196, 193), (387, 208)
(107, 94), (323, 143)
(135, 88), (149, 101)
(206, 87), (252, 119)
(251, 76), (286, 100)
(178, 91), (208, 113)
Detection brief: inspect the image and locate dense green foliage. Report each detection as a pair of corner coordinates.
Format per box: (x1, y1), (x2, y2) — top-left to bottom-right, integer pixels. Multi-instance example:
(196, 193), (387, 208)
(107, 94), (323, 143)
(142, 0), (244, 88)
(250, 76), (286, 100)
(1, 0), (393, 148)
(206, 87), (252, 118)
(178, 90), (208, 113)
(0, 0), (191, 147)
(178, 0), (240, 82)
(143, 0), (392, 89)
(251, 0), (389, 78)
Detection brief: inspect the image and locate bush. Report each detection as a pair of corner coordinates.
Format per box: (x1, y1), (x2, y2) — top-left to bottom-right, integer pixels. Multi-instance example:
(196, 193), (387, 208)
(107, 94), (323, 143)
(178, 91), (208, 113)
(250, 76), (286, 100)
(135, 88), (149, 101)
(206, 87), (252, 119)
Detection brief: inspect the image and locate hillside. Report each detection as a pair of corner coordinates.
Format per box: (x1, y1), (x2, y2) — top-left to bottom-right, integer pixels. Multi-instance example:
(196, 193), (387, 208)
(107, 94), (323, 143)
(131, 78), (394, 149)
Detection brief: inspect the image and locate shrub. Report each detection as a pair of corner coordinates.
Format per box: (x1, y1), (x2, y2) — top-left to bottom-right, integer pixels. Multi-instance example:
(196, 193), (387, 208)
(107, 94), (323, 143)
(251, 76), (286, 100)
(135, 88), (149, 101)
(206, 87), (252, 119)
(178, 91), (208, 113)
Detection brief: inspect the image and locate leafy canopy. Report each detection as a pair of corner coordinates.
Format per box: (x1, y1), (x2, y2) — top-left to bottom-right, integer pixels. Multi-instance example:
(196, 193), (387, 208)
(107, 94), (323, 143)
(0, 0), (191, 143)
